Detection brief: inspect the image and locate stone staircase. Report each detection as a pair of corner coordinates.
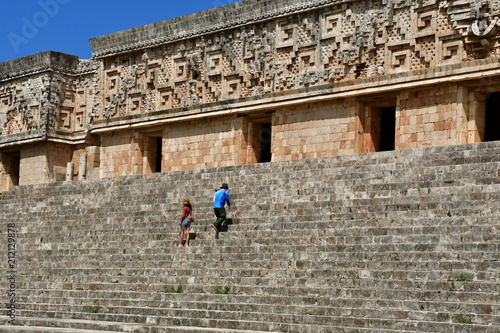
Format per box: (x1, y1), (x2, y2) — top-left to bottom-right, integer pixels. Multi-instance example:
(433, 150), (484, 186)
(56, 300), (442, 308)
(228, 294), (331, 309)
(1, 142), (500, 332)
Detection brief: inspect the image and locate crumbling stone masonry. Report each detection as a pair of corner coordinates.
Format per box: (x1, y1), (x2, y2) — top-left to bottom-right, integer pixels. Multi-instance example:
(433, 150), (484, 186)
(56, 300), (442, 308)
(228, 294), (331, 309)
(0, 0), (499, 190)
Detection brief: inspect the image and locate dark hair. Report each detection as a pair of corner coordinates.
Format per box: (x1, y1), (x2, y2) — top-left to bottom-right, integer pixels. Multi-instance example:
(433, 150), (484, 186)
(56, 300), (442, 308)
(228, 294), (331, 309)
(185, 203), (192, 211)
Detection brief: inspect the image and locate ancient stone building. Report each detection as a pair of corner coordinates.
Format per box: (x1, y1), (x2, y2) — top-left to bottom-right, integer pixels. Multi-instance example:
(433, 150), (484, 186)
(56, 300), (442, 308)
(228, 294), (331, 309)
(2, 1), (500, 332)
(0, 0), (499, 191)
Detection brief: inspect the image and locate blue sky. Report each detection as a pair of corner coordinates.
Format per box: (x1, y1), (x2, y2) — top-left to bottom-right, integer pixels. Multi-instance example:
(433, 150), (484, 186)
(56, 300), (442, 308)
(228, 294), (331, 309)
(0, 0), (241, 63)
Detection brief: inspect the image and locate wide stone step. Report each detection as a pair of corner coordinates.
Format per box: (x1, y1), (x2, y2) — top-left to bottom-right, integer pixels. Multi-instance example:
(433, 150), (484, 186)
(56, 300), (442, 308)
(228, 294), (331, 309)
(0, 316), (276, 333)
(11, 264), (500, 286)
(15, 281), (500, 303)
(10, 265), (500, 285)
(13, 306), (499, 332)
(11, 308), (322, 332)
(16, 222), (500, 243)
(15, 292), (500, 319)
(3, 142), (500, 332)
(15, 247), (500, 268)
(12, 212), (500, 238)
(13, 279), (500, 303)
(13, 255), (499, 274)
(15, 232), (500, 252)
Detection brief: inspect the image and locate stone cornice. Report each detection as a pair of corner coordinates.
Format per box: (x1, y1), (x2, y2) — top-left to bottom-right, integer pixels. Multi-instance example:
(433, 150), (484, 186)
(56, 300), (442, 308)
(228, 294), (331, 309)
(0, 51), (80, 82)
(90, 57), (500, 134)
(89, 0), (348, 59)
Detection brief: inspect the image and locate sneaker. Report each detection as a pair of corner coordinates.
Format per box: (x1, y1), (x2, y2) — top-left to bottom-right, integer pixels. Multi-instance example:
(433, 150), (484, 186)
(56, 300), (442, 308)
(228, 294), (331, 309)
(211, 224), (218, 233)
(184, 244), (189, 248)
(178, 244), (183, 248)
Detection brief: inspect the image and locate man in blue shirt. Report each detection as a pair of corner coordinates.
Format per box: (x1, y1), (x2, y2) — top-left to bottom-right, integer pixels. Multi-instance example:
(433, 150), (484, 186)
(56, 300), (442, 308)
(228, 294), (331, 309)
(212, 183), (231, 233)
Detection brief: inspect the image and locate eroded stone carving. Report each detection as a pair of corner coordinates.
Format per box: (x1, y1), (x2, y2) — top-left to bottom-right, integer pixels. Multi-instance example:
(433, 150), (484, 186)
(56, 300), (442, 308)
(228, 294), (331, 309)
(1, 0), (499, 137)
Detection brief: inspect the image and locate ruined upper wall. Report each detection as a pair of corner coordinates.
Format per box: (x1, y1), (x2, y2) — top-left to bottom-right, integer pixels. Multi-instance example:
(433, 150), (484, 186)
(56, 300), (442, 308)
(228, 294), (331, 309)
(89, 0), (500, 60)
(89, 0), (337, 58)
(0, 51), (79, 81)
(0, 52), (98, 147)
(1, 0), (500, 145)
(89, 0), (500, 127)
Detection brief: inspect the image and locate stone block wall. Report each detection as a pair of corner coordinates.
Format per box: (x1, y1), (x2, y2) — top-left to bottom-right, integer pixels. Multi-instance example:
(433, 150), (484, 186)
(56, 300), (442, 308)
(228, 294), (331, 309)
(99, 131), (144, 178)
(464, 87), (487, 144)
(15, 142), (73, 186)
(273, 98), (358, 161)
(19, 144), (48, 186)
(46, 142), (73, 182)
(1, 0), (500, 190)
(163, 115), (246, 172)
(398, 84), (460, 150)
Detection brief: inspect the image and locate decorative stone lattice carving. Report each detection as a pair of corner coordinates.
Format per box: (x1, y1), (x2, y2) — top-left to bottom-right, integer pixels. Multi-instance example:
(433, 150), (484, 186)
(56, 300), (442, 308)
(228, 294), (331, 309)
(1, 0), (500, 137)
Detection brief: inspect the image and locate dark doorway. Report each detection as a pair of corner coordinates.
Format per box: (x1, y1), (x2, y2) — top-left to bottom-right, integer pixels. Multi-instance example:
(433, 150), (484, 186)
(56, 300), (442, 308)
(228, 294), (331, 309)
(155, 137), (163, 173)
(260, 122), (272, 163)
(2, 151), (20, 189)
(484, 92), (500, 142)
(379, 107), (396, 151)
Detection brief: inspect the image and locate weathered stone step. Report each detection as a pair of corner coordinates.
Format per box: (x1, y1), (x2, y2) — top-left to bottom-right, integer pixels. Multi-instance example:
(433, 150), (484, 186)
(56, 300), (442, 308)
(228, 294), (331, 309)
(0, 316), (276, 333)
(15, 187), (500, 214)
(16, 231), (500, 251)
(0, 326), (123, 333)
(17, 248), (499, 263)
(11, 264), (500, 284)
(17, 222), (500, 243)
(15, 253), (499, 272)
(17, 247), (500, 268)
(13, 307), (322, 332)
(9, 180), (500, 203)
(3, 142), (500, 332)
(13, 278), (500, 302)
(13, 212), (500, 238)
(14, 306), (499, 332)
(15, 276), (500, 300)
(13, 253), (500, 271)
(12, 262), (500, 283)
(15, 292), (500, 320)
(14, 191), (500, 214)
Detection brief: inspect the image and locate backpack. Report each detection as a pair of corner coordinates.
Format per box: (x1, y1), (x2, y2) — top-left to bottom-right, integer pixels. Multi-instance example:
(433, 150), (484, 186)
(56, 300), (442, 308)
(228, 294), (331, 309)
(186, 209), (194, 223)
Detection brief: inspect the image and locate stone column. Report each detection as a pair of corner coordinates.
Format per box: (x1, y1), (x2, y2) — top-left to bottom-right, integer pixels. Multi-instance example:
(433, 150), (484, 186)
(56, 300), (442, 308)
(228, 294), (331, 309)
(78, 154), (87, 181)
(66, 162), (74, 181)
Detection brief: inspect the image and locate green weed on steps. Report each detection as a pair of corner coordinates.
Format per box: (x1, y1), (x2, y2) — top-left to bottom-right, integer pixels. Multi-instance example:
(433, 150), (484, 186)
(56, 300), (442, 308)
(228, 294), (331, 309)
(214, 286), (231, 294)
(84, 305), (100, 313)
(454, 314), (472, 324)
(165, 284), (183, 293)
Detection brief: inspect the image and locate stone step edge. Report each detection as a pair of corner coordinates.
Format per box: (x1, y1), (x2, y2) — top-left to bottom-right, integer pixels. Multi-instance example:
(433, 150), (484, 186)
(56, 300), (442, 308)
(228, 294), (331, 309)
(0, 326), (123, 333)
(14, 300), (500, 321)
(15, 278), (500, 290)
(3, 315), (282, 333)
(13, 267), (498, 277)
(11, 309), (497, 330)
(16, 286), (500, 299)
(14, 291), (500, 304)
(0, 315), (276, 333)
(12, 219), (500, 233)
(15, 302), (499, 321)
(0, 314), (424, 332)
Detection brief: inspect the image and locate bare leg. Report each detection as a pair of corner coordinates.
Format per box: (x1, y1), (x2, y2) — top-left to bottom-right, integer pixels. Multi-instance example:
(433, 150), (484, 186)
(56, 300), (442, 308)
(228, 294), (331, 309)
(185, 227), (190, 246)
(179, 227), (185, 246)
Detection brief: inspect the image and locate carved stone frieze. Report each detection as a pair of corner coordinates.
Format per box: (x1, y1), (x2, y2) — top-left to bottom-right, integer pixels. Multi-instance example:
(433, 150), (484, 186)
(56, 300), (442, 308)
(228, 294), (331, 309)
(1, 0), (500, 139)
